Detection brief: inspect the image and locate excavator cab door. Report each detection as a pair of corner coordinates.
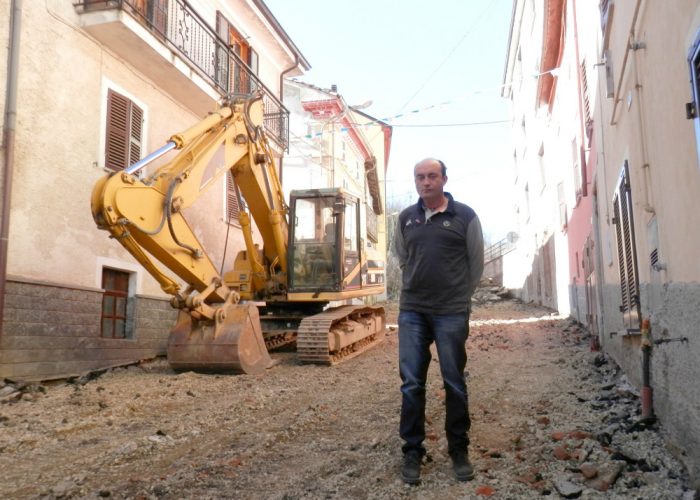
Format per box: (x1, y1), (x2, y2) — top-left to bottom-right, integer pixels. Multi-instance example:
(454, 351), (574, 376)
(288, 189), (360, 294)
(341, 198), (361, 289)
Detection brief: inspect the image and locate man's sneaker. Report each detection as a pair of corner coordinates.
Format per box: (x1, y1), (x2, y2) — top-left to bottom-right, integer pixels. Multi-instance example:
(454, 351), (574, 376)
(450, 451), (475, 482)
(400, 450), (422, 484)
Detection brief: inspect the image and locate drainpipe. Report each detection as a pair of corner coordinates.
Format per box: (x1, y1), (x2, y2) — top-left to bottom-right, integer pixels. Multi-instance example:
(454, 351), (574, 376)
(630, 31), (655, 214)
(640, 319), (655, 422)
(0, 0), (22, 336)
(609, 0), (643, 126)
(278, 54), (299, 187)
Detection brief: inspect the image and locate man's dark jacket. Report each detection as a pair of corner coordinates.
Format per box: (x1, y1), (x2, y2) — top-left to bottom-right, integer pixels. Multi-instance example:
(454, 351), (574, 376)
(394, 192), (484, 314)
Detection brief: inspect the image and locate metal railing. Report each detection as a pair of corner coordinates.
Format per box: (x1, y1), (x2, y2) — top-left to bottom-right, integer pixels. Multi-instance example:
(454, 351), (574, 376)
(484, 237), (515, 264)
(75, 0), (289, 149)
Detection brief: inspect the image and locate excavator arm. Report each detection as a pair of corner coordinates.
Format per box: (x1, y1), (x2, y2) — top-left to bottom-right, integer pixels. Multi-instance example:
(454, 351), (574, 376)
(91, 94), (285, 373)
(92, 95), (286, 308)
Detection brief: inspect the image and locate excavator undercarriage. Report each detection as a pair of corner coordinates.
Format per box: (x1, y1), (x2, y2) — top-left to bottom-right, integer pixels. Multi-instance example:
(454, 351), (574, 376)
(166, 302), (386, 373)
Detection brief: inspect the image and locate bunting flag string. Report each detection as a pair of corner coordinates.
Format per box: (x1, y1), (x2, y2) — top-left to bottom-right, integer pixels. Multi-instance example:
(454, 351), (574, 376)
(302, 80), (515, 139)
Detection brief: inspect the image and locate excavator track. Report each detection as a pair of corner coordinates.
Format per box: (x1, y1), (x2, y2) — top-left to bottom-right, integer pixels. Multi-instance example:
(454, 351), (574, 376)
(263, 331), (297, 351)
(296, 305), (386, 365)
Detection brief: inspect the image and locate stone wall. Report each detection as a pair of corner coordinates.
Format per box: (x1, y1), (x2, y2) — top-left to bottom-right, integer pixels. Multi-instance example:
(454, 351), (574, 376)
(0, 279), (176, 381)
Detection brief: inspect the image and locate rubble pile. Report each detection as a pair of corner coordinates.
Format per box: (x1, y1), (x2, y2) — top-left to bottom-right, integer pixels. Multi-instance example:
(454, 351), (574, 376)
(472, 285), (513, 303)
(0, 379), (46, 404)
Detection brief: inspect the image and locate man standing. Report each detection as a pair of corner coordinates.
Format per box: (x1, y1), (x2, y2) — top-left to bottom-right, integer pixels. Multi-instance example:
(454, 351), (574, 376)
(393, 158), (484, 484)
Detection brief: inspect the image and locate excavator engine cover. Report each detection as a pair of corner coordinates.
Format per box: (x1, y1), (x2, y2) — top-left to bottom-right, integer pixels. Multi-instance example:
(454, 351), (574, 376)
(167, 303), (273, 374)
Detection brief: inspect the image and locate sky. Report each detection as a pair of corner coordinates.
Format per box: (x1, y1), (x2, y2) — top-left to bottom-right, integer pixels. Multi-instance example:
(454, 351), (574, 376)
(264, 0), (516, 243)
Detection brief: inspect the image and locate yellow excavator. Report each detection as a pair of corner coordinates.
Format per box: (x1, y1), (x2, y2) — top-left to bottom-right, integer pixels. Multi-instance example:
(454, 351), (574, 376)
(91, 94), (385, 374)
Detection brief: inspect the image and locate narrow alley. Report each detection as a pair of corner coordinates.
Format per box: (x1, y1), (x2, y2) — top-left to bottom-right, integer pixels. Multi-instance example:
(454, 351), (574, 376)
(0, 298), (692, 499)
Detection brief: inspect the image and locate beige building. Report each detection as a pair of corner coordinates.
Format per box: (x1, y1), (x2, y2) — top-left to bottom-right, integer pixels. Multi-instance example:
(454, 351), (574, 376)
(504, 0), (700, 485)
(0, 0), (308, 380)
(283, 80), (392, 300)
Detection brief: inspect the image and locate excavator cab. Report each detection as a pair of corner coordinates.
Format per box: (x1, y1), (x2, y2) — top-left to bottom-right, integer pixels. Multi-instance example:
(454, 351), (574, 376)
(288, 188), (361, 295)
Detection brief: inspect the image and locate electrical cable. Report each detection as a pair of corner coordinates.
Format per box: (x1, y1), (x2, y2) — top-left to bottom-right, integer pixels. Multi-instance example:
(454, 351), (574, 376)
(395, 0), (499, 114)
(390, 119), (510, 128)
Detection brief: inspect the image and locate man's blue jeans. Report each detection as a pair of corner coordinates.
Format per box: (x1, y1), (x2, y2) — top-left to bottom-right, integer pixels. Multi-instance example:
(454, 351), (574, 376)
(398, 309), (470, 456)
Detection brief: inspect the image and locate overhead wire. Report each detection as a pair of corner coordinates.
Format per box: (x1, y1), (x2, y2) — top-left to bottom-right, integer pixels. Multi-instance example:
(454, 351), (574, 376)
(394, 0), (500, 114)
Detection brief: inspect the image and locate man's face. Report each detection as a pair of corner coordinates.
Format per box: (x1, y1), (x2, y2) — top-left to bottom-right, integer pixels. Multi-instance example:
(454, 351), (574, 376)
(414, 160), (446, 201)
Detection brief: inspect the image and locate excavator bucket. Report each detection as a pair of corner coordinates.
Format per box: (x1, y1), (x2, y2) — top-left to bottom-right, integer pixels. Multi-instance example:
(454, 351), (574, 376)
(167, 303), (273, 374)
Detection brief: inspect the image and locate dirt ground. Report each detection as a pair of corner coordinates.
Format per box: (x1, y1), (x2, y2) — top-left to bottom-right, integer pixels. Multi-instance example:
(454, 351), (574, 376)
(0, 299), (693, 499)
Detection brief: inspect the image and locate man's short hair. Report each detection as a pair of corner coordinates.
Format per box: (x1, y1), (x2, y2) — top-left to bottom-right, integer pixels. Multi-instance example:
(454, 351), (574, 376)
(437, 159), (447, 177)
(415, 158), (447, 177)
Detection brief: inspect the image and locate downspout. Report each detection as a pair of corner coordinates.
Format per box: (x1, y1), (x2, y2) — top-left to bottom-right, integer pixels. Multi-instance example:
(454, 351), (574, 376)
(630, 20), (655, 214)
(278, 54), (299, 187)
(0, 0), (22, 336)
(640, 319), (655, 422)
(609, 0), (643, 125)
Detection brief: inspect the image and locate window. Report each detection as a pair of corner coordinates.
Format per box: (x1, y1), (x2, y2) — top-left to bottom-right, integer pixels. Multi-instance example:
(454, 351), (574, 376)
(344, 201), (358, 251)
(572, 138), (587, 197)
(131, 0), (168, 34)
(580, 60), (593, 142)
(366, 202), (378, 243)
(687, 29), (700, 165)
(105, 89), (143, 171)
(226, 172), (242, 223)
(523, 183), (530, 222)
(612, 161), (641, 331)
(101, 268), (132, 339)
(557, 182), (567, 230)
(249, 49), (259, 75)
(600, 0), (614, 52)
(537, 143), (546, 192)
(216, 11), (257, 94)
(603, 50), (615, 99)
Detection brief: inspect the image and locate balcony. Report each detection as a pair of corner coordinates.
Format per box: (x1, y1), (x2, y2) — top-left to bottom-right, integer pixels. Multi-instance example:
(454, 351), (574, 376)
(75, 0), (289, 149)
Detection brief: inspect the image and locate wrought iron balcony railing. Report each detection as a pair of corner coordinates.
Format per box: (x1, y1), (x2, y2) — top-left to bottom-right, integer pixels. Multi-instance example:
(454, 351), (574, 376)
(75, 0), (289, 149)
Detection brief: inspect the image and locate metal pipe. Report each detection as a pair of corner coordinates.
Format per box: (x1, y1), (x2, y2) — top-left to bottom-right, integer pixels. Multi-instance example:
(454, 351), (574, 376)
(640, 318), (655, 422)
(0, 0), (22, 336)
(609, 0), (643, 125)
(630, 25), (655, 214)
(125, 141), (177, 175)
(278, 53), (299, 185)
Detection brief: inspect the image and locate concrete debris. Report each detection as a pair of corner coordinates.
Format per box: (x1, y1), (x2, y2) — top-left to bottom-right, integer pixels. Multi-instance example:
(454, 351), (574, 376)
(554, 479), (583, 498)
